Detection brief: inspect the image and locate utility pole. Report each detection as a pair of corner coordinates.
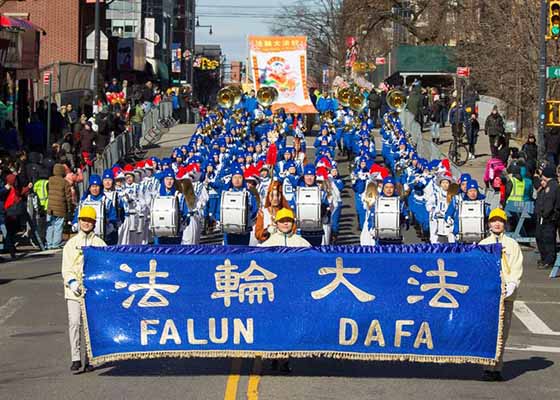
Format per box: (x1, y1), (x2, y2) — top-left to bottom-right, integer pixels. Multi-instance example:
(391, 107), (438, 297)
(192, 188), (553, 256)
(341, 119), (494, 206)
(93, 0), (101, 96)
(538, 0), (548, 159)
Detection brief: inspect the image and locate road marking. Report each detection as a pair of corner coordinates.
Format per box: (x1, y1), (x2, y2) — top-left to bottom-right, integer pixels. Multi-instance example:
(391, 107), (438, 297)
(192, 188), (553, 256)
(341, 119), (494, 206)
(247, 357), (262, 400)
(507, 345), (560, 354)
(224, 359), (242, 400)
(513, 301), (560, 336)
(0, 297), (25, 325)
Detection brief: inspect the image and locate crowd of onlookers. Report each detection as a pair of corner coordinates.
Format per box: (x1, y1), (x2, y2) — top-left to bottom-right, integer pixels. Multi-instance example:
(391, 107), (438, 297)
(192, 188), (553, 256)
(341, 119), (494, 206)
(0, 78), (179, 258)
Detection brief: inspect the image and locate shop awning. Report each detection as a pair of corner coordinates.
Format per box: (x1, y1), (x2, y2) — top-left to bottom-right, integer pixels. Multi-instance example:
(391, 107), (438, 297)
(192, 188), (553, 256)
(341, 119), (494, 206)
(0, 15), (46, 35)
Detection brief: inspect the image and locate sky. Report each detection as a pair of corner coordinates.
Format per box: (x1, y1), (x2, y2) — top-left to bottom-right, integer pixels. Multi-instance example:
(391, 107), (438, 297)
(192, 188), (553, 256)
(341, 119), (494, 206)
(195, 0), (288, 62)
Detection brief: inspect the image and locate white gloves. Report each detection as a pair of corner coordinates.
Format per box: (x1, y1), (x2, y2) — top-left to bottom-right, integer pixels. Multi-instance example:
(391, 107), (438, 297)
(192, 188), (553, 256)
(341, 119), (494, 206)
(505, 282), (517, 298)
(267, 225), (277, 234)
(446, 217), (454, 226)
(71, 223), (78, 233)
(68, 280), (82, 296)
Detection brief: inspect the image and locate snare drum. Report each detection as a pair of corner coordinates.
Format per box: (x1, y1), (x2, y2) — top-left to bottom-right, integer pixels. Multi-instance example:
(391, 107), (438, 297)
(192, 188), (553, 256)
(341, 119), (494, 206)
(150, 196), (180, 237)
(296, 187), (322, 232)
(220, 190), (250, 234)
(375, 197), (401, 240)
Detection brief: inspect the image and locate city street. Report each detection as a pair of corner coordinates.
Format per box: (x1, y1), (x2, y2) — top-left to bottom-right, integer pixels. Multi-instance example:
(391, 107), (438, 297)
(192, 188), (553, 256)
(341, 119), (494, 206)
(0, 124), (559, 400)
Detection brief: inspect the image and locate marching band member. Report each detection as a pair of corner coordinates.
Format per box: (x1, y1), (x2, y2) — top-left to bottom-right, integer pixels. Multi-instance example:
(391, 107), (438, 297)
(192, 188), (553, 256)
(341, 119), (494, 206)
(295, 164), (329, 246)
(445, 179), (487, 242)
(361, 176), (409, 245)
(352, 157), (370, 229)
(218, 163), (258, 245)
(176, 167), (202, 245)
(139, 159), (160, 244)
(281, 160), (299, 210)
(121, 165), (142, 245)
(73, 175), (118, 244)
(257, 165), (272, 202)
(101, 169), (120, 245)
(426, 174), (455, 244)
(154, 169), (191, 245)
(254, 181), (292, 243)
(329, 164), (344, 243)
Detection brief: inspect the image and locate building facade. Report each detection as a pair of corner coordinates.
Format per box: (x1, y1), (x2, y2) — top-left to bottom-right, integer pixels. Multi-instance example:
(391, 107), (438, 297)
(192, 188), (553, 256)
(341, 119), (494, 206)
(0, 0), (81, 67)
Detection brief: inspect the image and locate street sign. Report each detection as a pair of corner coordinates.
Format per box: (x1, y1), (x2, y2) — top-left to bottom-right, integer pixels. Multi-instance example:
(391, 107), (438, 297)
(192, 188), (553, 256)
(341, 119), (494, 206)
(456, 67), (471, 78)
(43, 71), (51, 85)
(547, 66), (560, 78)
(375, 57), (386, 65)
(546, 100), (560, 127)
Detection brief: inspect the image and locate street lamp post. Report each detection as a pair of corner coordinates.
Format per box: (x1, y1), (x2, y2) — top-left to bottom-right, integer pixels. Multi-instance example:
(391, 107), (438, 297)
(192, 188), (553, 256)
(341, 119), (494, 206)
(93, 0), (100, 95)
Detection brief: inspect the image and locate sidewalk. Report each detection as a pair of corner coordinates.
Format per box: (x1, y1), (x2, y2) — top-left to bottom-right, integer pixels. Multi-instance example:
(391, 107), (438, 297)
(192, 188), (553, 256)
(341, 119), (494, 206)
(429, 125), (491, 181)
(144, 123), (197, 159)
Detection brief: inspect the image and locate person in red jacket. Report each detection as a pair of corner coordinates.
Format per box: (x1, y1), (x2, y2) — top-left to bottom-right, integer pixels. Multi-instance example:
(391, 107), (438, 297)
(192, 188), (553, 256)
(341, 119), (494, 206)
(3, 174), (32, 258)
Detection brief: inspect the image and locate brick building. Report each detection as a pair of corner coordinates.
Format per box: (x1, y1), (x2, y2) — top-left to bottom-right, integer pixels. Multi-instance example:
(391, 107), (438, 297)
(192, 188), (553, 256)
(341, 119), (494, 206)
(0, 0), (81, 67)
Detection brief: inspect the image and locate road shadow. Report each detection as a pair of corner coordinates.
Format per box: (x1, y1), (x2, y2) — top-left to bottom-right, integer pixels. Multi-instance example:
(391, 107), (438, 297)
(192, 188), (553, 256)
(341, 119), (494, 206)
(97, 356), (553, 381)
(502, 356), (554, 381)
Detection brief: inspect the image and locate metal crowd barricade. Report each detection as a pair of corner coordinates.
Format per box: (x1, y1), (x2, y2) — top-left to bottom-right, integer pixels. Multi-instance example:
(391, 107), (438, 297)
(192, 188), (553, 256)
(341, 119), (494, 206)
(399, 110), (462, 178)
(504, 200), (536, 245)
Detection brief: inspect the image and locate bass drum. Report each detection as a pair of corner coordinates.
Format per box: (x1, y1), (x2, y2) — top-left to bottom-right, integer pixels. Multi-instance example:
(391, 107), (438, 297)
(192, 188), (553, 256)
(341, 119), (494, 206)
(375, 197), (401, 240)
(296, 187), (322, 232)
(150, 196), (180, 237)
(459, 200), (485, 243)
(220, 190), (249, 234)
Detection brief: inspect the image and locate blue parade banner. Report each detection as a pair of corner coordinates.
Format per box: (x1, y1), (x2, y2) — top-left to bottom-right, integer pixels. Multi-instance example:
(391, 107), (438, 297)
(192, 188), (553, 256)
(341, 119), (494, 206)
(82, 244), (505, 366)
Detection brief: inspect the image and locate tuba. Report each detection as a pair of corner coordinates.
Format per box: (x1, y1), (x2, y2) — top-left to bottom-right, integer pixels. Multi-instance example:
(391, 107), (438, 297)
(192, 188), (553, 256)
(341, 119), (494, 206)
(386, 89), (407, 112)
(337, 87), (354, 107)
(257, 86), (279, 107)
(349, 93), (367, 113)
(217, 85), (243, 109)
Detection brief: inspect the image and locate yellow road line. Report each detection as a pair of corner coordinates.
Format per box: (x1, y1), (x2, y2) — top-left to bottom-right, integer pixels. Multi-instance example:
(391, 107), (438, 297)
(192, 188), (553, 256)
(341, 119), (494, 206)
(224, 359), (242, 400)
(247, 357), (263, 400)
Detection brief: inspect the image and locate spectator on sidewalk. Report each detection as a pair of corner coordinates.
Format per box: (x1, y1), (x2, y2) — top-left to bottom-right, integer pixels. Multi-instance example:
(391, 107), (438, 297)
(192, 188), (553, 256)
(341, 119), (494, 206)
(495, 136), (510, 165)
(430, 95), (442, 145)
(521, 133), (538, 175)
(535, 166), (560, 269)
(485, 105), (505, 155)
(466, 113), (480, 160)
(3, 173), (32, 258)
(79, 122), (96, 167)
(1, 121), (21, 154)
(25, 113), (47, 153)
(449, 100), (467, 139)
(46, 163), (73, 250)
(130, 101), (144, 152)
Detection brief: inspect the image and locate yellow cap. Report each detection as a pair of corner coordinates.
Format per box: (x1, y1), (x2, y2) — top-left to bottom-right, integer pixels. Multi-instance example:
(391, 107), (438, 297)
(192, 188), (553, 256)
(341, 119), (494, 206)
(78, 206), (97, 221)
(488, 208), (507, 222)
(275, 208), (295, 222)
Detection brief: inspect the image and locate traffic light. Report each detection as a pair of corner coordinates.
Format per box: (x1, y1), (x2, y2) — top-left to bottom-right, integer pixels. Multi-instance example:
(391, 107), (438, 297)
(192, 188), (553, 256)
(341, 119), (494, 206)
(550, 1), (560, 39)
